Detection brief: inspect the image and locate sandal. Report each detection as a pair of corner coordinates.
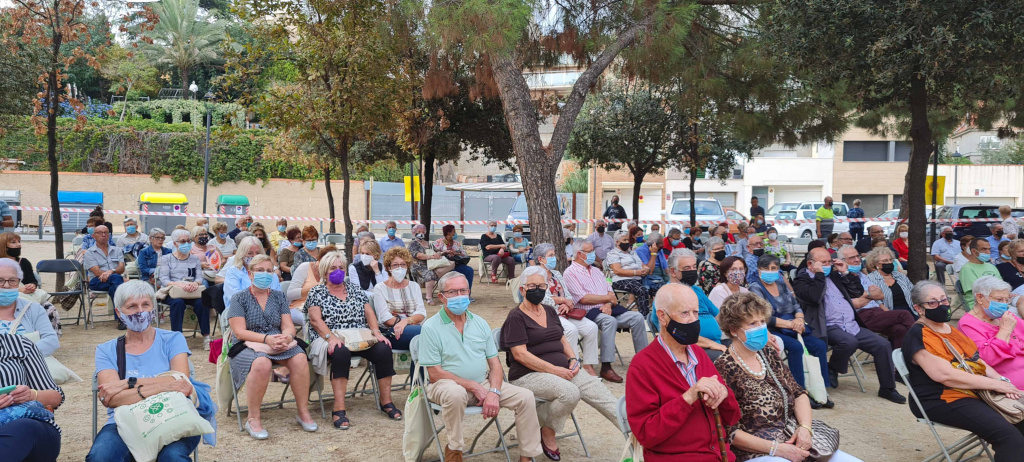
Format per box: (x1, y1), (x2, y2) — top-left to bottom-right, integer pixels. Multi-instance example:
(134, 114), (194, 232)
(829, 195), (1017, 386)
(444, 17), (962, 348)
(332, 410), (350, 430)
(490, 274), (498, 284)
(380, 402), (403, 421)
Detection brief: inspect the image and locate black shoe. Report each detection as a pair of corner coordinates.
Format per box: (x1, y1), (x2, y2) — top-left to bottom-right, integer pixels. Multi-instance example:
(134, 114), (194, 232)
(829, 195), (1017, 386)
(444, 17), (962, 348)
(827, 368), (839, 389)
(822, 399), (835, 409)
(117, 320), (127, 331)
(879, 388), (906, 404)
(810, 400), (822, 410)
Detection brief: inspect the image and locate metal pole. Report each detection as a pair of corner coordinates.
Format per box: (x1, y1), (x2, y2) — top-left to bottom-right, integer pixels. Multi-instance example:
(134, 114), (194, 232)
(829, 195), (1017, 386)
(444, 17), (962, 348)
(930, 147), (938, 244)
(202, 98), (211, 214)
(410, 162), (416, 221)
(953, 164), (958, 204)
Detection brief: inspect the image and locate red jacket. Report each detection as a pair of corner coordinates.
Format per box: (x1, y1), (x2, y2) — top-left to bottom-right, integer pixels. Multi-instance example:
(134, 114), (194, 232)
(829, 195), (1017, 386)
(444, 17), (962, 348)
(626, 341), (740, 462)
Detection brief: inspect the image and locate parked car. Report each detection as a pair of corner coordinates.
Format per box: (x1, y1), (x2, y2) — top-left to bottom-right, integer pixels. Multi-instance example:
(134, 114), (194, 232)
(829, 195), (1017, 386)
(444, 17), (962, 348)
(771, 210), (810, 239)
(934, 204), (1004, 240)
(764, 201), (802, 223)
(767, 201), (850, 238)
(505, 194), (568, 235)
(863, 209), (901, 236)
(665, 198), (727, 230)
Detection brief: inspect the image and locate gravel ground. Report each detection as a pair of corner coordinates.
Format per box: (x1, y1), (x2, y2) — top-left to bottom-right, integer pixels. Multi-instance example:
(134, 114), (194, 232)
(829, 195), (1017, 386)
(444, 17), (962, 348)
(17, 240), (989, 462)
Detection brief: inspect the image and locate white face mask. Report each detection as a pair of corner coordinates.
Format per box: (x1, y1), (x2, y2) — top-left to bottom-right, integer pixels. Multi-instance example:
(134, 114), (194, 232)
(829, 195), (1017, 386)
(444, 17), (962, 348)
(391, 268), (407, 281)
(361, 254), (374, 266)
(899, 232), (908, 239)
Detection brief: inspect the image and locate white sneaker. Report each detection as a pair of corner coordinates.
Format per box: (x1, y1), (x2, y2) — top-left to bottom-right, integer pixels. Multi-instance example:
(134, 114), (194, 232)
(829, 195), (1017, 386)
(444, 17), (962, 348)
(203, 336), (211, 351)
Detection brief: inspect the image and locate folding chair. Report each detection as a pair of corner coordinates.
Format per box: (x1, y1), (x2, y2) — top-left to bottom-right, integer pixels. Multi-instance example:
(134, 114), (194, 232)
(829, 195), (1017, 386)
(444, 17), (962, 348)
(892, 349), (992, 462)
(409, 336), (513, 462)
(37, 259), (88, 327)
(490, 328), (590, 457)
(953, 280), (968, 315)
(826, 346), (866, 393)
(616, 396), (636, 458)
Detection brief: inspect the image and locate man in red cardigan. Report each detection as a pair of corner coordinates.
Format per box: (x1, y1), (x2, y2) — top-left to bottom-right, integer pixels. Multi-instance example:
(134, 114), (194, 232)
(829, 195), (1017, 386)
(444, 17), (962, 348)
(626, 284), (741, 461)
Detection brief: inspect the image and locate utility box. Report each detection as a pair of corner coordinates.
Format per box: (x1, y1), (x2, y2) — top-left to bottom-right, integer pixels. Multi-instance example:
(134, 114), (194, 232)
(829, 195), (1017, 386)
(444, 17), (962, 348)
(139, 192), (188, 232)
(215, 195), (250, 225)
(57, 191), (102, 231)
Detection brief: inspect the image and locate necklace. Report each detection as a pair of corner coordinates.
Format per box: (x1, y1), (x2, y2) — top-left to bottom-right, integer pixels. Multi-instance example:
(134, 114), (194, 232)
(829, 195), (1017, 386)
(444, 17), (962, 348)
(732, 347), (766, 378)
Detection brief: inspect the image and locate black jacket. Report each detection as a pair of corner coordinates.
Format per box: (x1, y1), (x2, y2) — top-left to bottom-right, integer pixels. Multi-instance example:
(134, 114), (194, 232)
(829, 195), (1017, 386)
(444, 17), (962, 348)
(792, 267), (865, 341)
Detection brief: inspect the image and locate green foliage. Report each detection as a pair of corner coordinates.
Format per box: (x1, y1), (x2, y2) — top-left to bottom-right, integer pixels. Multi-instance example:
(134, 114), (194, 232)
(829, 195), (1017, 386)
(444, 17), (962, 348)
(0, 18), (40, 135)
(558, 167), (588, 194)
(111, 100), (248, 129)
(102, 46), (161, 100)
(63, 13), (113, 99)
(980, 141), (1024, 165)
(425, 0), (533, 56)
(143, 0), (227, 92)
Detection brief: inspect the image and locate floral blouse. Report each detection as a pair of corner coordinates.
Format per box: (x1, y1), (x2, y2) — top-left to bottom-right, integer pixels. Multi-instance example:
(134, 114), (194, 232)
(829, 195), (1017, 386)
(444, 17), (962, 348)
(433, 238), (467, 257)
(302, 282), (370, 341)
(698, 259), (721, 294)
(765, 242), (789, 262)
(714, 347), (807, 462)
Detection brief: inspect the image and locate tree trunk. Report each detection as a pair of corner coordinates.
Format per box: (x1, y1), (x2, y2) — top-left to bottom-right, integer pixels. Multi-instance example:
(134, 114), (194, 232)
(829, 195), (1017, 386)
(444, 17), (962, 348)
(689, 165), (698, 228)
(323, 164), (335, 234)
(180, 66), (190, 97)
(419, 150), (436, 229)
(903, 74), (933, 283)
(119, 81), (132, 122)
(338, 141), (354, 263)
(48, 31), (65, 287)
(631, 169), (644, 224)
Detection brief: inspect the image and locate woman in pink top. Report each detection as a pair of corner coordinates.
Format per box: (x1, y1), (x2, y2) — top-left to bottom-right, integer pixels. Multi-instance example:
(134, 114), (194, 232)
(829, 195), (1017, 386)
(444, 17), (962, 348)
(189, 225), (224, 271)
(958, 275), (1024, 388)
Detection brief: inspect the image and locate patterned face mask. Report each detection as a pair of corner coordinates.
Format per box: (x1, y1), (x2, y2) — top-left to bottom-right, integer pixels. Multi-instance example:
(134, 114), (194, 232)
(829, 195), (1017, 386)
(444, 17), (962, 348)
(727, 270), (746, 286)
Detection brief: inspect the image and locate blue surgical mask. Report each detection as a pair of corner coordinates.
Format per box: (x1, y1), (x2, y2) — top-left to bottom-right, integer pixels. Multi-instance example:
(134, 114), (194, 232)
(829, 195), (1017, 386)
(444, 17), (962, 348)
(87, 227), (95, 235)
(585, 252), (596, 265)
(671, 239), (681, 247)
(292, 241), (303, 248)
(126, 225), (137, 234)
(760, 271), (780, 284)
(278, 225), (287, 233)
(849, 264), (862, 273)
(545, 257), (557, 270)
(304, 241), (317, 251)
(821, 265), (832, 277)
(984, 300), (1010, 319)
(489, 226), (497, 233)
(0, 288), (18, 306)
(253, 272), (274, 289)
(218, 233), (228, 240)
(177, 242), (192, 254)
(446, 295), (471, 315)
(513, 232), (522, 238)
(741, 324), (770, 351)
(387, 228), (397, 237)
(979, 253), (992, 263)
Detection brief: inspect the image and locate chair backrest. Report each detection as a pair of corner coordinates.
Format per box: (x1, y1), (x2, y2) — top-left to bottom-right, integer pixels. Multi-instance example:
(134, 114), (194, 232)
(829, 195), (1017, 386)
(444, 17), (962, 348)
(491, 327), (502, 353)
(400, 233), (413, 240)
(892, 348), (934, 424)
(280, 281), (292, 296)
(409, 336), (428, 385)
(462, 238), (480, 248)
(616, 395), (631, 437)
(36, 258), (84, 275)
(73, 235), (84, 246)
(954, 279), (965, 296)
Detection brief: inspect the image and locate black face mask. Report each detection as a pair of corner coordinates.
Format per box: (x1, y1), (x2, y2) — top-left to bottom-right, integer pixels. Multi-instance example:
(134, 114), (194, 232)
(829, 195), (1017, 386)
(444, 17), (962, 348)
(524, 288), (546, 305)
(197, 236), (209, 246)
(665, 317), (701, 345)
(996, 231), (1004, 238)
(1016, 256), (1024, 265)
(618, 243), (631, 251)
(566, 238), (573, 245)
(5, 247), (20, 259)
(713, 250), (727, 261)
(753, 248), (765, 257)
(923, 304), (952, 323)
(596, 226), (606, 234)
(944, 233), (954, 240)
(880, 263), (895, 274)
(678, 269), (699, 286)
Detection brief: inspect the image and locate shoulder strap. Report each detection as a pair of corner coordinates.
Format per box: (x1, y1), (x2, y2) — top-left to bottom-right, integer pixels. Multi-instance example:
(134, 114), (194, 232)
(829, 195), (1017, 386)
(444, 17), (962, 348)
(939, 335), (974, 375)
(116, 335), (127, 380)
(8, 303), (30, 334)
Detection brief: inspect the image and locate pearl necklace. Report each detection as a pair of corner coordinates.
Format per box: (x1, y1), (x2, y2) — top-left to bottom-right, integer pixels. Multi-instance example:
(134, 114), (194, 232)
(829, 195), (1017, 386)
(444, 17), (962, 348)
(733, 347), (766, 378)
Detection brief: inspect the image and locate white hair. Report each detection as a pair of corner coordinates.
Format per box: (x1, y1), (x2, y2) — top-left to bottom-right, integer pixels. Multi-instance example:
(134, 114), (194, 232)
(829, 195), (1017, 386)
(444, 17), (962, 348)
(0, 258), (24, 280)
(668, 248), (696, 270)
(614, 230), (631, 243)
(518, 266), (548, 292)
(234, 237), (264, 269)
(973, 275), (1011, 298)
(318, 251), (347, 281)
(837, 244), (858, 258)
(170, 229), (191, 243)
(438, 271), (468, 292)
(113, 280), (156, 310)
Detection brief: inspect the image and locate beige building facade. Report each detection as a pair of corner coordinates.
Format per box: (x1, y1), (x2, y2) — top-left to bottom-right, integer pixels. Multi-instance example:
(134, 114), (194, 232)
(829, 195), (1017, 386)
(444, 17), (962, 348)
(832, 127), (913, 217)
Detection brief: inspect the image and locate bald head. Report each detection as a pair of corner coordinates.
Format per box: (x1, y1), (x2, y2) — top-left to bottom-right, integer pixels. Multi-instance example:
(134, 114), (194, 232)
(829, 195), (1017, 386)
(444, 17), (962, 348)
(809, 247), (832, 266)
(656, 284), (700, 344)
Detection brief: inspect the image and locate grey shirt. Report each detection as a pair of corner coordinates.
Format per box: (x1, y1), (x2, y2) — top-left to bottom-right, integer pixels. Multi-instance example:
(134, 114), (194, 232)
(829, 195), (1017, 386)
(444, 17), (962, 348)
(158, 253), (202, 286)
(83, 244), (124, 273)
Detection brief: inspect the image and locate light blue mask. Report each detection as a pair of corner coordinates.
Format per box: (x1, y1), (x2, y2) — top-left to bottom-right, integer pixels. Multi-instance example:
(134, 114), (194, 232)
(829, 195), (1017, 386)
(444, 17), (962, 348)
(671, 239), (681, 247)
(979, 253), (991, 263)
(821, 265), (832, 277)
(387, 228), (397, 237)
(0, 288), (18, 306)
(87, 227), (95, 235)
(489, 226), (497, 233)
(446, 295), (471, 315)
(292, 241), (303, 248)
(585, 252), (596, 265)
(304, 241), (317, 251)
(984, 301), (1009, 319)
(760, 271), (780, 284)
(218, 233), (228, 240)
(126, 225), (137, 234)
(849, 264), (862, 273)
(545, 257), (557, 270)
(742, 324), (770, 351)
(253, 272), (274, 289)
(278, 225), (287, 233)
(513, 232), (522, 238)
(177, 242), (192, 254)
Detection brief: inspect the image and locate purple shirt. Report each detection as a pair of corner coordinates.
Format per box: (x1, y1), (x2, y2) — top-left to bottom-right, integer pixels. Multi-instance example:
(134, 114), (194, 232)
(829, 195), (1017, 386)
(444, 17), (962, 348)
(824, 277), (860, 335)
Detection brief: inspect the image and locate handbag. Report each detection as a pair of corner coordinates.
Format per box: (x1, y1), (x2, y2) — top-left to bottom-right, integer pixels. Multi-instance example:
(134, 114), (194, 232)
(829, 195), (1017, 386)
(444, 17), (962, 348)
(619, 433), (645, 462)
(333, 327), (378, 352)
(453, 256), (471, 266)
(563, 309), (588, 321)
(940, 336), (1024, 423)
(425, 250), (452, 271)
(764, 351), (840, 459)
(798, 334), (828, 405)
(402, 370), (432, 462)
(0, 401), (54, 428)
(168, 285), (205, 300)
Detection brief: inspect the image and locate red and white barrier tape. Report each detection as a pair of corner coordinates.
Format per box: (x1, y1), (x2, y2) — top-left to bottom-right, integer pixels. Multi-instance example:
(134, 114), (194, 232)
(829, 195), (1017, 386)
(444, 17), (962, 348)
(9, 206), (998, 226)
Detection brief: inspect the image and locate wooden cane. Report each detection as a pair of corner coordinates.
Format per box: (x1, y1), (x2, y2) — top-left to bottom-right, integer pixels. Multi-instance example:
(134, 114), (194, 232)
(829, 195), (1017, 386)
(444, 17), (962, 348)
(698, 391), (729, 462)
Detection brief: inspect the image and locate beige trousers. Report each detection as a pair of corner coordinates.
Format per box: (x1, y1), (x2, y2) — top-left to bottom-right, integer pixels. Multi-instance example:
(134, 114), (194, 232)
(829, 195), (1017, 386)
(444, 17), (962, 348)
(511, 370), (619, 433)
(426, 379), (542, 457)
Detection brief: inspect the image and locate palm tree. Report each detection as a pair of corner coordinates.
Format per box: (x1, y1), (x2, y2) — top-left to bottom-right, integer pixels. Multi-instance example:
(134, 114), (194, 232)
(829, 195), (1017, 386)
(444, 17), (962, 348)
(144, 0), (226, 95)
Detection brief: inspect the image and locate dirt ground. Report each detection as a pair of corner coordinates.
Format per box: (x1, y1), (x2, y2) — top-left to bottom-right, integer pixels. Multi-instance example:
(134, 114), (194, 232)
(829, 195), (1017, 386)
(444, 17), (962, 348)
(18, 240), (987, 462)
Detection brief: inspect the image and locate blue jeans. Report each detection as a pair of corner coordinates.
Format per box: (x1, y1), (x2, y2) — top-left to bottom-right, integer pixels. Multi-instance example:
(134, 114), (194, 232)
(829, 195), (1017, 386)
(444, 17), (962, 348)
(87, 423), (199, 462)
(452, 264), (474, 293)
(89, 273), (125, 299)
(167, 297), (210, 336)
(776, 330), (829, 391)
(0, 418), (61, 462)
(383, 323), (421, 351)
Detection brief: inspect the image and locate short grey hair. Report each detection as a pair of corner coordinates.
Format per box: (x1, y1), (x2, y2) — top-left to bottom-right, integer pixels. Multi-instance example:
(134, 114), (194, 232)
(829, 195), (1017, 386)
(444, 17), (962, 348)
(990, 222), (1002, 231)
(614, 230), (631, 242)
(533, 243), (555, 261)
(518, 266), (548, 292)
(973, 275), (1011, 298)
(413, 223), (427, 233)
(0, 258), (24, 280)
(837, 244), (858, 259)
(235, 215), (248, 226)
(114, 280), (157, 310)
(667, 227), (682, 237)
(149, 227), (166, 238)
(865, 246), (896, 271)
(910, 280), (946, 307)
(648, 232), (663, 244)
(170, 229), (191, 243)
(234, 231), (253, 246)
(438, 271), (468, 292)
(386, 221), (397, 228)
(706, 236), (725, 250)
(941, 225), (953, 234)
(668, 248), (697, 269)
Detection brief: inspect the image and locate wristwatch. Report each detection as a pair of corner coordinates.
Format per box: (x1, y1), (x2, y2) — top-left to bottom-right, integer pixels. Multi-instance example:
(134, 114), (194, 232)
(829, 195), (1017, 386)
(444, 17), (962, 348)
(324, 333), (332, 341)
(128, 377), (137, 389)
(488, 388), (502, 396)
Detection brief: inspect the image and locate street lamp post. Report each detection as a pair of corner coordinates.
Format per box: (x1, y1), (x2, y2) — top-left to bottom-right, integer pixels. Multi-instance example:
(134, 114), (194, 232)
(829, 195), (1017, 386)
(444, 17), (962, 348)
(202, 91), (213, 214)
(952, 148), (962, 204)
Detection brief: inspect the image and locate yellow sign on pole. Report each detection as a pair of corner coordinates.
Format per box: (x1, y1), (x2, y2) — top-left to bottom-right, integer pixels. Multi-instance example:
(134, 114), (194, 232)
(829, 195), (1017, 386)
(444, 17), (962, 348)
(925, 176), (945, 206)
(404, 176), (421, 202)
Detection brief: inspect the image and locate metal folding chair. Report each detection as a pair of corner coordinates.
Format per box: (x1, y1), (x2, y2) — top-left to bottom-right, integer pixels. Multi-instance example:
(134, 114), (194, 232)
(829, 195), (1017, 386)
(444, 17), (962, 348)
(36, 259), (88, 327)
(892, 349), (992, 462)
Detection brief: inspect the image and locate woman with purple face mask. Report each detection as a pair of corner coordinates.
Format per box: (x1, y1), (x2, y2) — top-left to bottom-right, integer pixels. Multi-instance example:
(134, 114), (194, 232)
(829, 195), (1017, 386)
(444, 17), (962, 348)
(709, 256), (751, 308)
(304, 251), (399, 429)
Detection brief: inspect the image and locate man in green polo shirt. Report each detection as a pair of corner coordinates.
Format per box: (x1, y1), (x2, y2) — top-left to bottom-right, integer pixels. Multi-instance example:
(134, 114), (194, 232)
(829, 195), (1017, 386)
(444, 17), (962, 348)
(816, 196), (836, 241)
(418, 272), (542, 462)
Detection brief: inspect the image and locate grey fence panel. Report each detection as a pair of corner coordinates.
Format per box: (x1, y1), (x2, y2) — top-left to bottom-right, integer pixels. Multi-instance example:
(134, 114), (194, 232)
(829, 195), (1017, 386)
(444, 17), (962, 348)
(463, 191), (518, 234)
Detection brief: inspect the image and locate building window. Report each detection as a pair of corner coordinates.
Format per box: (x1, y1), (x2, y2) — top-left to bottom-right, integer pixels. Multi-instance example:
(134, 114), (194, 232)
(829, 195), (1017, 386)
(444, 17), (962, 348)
(979, 135), (1002, 153)
(893, 142), (912, 161)
(843, 141), (888, 162)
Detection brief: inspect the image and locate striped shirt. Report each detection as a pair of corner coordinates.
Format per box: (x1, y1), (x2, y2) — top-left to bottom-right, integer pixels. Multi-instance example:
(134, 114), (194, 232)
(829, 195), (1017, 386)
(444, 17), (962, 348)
(658, 337), (699, 386)
(0, 334), (64, 434)
(562, 261), (613, 311)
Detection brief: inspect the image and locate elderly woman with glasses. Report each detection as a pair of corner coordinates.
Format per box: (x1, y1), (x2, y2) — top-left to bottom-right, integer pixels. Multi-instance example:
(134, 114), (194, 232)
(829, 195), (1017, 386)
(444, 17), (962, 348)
(189, 225), (223, 272)
(500, 266), (619, 460)
(408, 223), (453, 305)
(959, 276), (1024, 389)
(866, 247), (916, 318)
(902, 280), (1024, 460)
(606, 230), (656, 316)
(159, 229), (211, 348)
(373, 247), (426, 350)
(136, 228), (170, 284)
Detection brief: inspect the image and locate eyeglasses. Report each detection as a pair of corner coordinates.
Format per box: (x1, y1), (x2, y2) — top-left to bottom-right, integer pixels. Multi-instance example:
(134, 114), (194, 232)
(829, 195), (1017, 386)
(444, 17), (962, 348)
(920, 298), (951, 309)
(390, 264), (408, 269)
(524, 284), (548, 291)
(175, 240), (191, 245)
(442, 289), (470, 296)
(0, 278), (20, 288)
(986, 295), (1011, 304)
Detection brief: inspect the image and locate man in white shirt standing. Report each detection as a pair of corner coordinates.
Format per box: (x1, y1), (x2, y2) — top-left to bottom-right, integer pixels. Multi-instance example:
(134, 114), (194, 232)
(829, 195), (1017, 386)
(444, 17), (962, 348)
(930, 226), (959, 286)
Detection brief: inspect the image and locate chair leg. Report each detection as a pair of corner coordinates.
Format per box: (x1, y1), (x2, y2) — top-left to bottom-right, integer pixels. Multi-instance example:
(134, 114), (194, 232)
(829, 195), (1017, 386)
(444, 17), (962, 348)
(469, 416), (497, 453)
(231, 381), (245, 432)
(493, 418), (512, 462)
(848, 356), (867, 393)
(570, 412), (591, 457)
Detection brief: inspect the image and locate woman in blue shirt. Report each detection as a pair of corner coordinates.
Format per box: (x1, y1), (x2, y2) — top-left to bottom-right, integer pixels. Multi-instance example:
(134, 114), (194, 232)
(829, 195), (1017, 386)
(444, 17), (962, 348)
(87, 280), (200, 461)
(137, 228), (171, 284)
(222, 237), (298, 324)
